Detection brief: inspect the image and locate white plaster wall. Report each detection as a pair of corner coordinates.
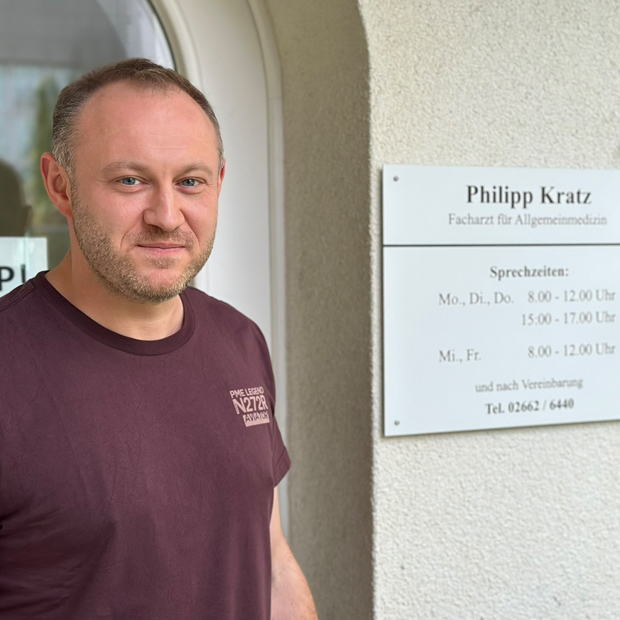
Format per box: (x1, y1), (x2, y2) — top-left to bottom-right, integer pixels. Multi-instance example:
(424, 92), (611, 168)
(361, 1), (620, 618)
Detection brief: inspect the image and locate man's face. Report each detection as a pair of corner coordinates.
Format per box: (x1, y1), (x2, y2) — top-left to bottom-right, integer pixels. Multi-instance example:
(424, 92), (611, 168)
(68, 81), (224, 303)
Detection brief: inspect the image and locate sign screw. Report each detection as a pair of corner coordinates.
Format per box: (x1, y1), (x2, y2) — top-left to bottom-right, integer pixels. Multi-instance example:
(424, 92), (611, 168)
(393, 176), (399, 182)
(394, 420), (400, 426)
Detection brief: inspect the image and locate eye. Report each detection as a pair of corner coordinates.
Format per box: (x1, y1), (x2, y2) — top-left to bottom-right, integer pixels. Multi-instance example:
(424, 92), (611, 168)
(180, 178), (199, 187)
(119, 177), (141, 186)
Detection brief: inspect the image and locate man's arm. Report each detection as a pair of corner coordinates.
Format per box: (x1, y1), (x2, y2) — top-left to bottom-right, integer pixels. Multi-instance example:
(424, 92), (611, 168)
(270, 488), (319, 620)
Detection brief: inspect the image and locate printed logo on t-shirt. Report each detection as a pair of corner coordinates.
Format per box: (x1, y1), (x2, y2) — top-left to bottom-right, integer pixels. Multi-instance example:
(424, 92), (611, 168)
(229, 386), (271, 427)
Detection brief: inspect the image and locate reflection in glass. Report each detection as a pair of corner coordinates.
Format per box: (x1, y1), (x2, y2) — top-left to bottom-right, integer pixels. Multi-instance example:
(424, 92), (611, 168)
(0, 159), (30, 236)
(0, 0), (174, 269)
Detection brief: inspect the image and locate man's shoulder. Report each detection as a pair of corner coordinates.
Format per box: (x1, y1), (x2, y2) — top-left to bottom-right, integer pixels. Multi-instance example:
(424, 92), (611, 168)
(0, 282), (45, 377)
(0, 280), (38, 324)
(183, 286), (270, 350)
(184, 286), (258, 328)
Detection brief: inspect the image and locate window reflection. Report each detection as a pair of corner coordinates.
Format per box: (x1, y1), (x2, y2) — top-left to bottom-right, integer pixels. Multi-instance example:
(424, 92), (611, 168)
(0, 159), (30, 236)
(0, 0), (174, 270)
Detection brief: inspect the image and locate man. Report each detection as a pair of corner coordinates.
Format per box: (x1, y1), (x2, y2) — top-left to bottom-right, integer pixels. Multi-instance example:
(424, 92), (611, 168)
(0, 58), (318, 619)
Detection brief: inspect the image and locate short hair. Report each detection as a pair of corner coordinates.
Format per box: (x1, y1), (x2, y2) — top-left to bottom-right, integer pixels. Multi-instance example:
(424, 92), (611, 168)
(52, 58), (224, 177)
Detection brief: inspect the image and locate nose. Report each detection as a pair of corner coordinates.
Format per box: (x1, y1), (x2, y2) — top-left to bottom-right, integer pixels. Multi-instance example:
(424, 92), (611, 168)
(143, 187), (185, 232)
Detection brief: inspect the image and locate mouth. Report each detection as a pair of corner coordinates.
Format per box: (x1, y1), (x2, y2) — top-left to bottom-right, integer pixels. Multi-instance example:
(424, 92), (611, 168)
(136, 243), (187, 255)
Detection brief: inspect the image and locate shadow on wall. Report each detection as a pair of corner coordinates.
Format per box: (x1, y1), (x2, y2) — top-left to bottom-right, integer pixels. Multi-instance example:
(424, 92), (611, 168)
(0, 160), (31, 236)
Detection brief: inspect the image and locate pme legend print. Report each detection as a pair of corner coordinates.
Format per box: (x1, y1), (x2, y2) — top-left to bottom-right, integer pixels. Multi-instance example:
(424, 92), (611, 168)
(229, 387), (271, 427)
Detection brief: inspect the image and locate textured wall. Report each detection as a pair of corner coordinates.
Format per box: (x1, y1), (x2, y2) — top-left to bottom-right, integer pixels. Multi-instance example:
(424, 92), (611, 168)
(361, 1), (620, 618)
(265, 0), (620, 617)
(263, 1), (374, 618)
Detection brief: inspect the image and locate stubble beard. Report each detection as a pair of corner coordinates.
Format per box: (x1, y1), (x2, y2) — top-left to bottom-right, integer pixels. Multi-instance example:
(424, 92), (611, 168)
(70, 190), (215, 303)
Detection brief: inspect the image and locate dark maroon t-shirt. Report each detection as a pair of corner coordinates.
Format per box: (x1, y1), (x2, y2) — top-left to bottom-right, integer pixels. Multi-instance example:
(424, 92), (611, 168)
(0, 273), (290, 619)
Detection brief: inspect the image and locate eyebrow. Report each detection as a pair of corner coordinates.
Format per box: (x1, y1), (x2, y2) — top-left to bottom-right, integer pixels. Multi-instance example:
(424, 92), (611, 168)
(101, 161), (216, 178)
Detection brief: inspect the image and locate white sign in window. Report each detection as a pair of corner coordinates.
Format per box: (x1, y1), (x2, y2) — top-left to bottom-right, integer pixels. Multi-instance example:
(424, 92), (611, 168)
(383, 165), (620, 436)
(0, 237), (47, 297)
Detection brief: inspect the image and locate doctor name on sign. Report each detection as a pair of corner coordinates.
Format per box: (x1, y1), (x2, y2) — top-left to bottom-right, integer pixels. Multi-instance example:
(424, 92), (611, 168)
(467, 185), (592, 208)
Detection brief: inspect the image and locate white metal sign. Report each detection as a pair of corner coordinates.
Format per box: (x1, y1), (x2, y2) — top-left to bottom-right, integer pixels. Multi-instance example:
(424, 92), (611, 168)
(0, 237), (48, 297)
(383, 165), (620, 436)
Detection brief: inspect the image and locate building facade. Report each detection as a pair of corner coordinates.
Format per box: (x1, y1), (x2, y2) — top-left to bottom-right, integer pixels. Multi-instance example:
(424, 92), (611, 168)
(1, 1), (619, 618)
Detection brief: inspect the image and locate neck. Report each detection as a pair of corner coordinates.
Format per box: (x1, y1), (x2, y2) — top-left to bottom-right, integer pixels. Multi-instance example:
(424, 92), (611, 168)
(46, 253), (184, 341)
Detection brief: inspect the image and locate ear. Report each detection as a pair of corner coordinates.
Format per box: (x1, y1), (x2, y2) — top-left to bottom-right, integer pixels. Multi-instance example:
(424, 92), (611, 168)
(217, 159), (226, 197)
(40, 153), (73, 219)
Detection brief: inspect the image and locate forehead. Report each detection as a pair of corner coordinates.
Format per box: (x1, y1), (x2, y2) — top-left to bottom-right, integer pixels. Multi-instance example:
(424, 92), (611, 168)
(74, 81), (218, 166)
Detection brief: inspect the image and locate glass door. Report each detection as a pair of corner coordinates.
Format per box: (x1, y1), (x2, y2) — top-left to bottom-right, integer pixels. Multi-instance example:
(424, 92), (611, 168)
(0, 0), (174, 295)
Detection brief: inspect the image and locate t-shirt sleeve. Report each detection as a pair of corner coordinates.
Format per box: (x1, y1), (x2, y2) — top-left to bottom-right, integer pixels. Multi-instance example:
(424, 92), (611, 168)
(271, 415), (290, 487)
(249, 320), (291, 488)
